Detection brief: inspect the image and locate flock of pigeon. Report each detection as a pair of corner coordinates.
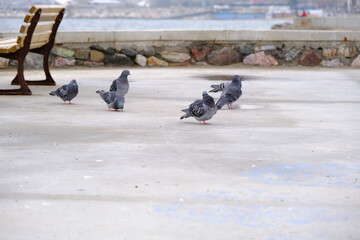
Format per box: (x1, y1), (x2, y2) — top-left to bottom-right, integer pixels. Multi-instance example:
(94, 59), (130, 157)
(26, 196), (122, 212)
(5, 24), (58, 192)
(48, 70), (243, 125)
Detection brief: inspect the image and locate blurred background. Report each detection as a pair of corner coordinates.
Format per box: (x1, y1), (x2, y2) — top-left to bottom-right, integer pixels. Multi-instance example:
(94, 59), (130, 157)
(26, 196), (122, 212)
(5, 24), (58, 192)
(0, 0), (359, 30)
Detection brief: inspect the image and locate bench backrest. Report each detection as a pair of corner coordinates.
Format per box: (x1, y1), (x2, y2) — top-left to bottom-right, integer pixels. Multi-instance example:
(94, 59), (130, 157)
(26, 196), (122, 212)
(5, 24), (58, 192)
(17, 5), (65, 50)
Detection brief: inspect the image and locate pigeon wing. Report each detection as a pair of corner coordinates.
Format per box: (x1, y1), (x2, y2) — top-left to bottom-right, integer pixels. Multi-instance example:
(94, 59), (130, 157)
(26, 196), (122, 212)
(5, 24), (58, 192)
(110, 79), (117, 92)
(102, 91), (116, 104)
(189, 99), (206, 118)
(225, 86), (241, 102)
(57, 85), (68, 99)
(65, 83), (78, 101)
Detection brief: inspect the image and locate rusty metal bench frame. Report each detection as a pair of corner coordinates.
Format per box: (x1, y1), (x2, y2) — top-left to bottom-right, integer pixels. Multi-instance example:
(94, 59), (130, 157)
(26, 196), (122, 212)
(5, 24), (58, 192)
(0, 5), (65, 95)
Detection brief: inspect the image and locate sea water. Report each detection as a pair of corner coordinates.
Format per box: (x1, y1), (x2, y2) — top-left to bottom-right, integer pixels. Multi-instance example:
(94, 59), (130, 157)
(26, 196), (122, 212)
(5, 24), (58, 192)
(0, 18), (292, 31)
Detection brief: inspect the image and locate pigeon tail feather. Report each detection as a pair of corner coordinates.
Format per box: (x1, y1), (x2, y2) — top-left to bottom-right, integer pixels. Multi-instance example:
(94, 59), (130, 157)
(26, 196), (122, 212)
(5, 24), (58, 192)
(180, 113), (191, 120)
(180, 108), (191, 119)
(216, 98), (227, 109)
(210, 83), (224, 93)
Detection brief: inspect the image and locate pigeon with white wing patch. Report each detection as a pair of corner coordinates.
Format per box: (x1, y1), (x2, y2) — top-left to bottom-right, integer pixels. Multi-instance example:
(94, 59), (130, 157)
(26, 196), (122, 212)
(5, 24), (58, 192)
(49, 79), (78, 104)
(180, 91), (217, 125)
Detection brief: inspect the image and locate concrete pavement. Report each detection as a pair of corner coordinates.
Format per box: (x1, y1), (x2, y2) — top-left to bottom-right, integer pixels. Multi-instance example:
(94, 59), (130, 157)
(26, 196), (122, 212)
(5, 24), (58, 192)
(0, 66), (360, 240)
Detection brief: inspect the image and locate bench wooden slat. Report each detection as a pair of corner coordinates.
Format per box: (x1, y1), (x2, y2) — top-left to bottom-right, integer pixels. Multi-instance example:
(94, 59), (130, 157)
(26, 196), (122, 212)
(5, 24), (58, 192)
(29, 5), (65, 14)
(31, 32), (51, 43)
(0, 37), (18, 45)
(24, 13), (59, 23)
(20, 23), (54, 34)
(30, 41), (48, 49)
(0, 42), (21, 54)
(17, 32), (51, 46)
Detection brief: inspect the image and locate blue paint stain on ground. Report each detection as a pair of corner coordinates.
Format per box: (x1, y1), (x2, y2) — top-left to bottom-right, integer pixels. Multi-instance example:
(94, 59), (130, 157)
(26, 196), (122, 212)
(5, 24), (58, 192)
(154, 163), (360, 239)
(241, 163), (360, 188)
(154, 196), (355, 228)
(154, 190), (357, 228)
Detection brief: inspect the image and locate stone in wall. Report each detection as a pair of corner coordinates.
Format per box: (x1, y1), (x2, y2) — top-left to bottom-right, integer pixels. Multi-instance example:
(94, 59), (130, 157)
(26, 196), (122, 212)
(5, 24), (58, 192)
(207, 47), (240, 66)
(322, 48), (337, 58)
(255, 45), (276, 52)
(0, 57), (10, 68)
(299, 49), (321, 66)
(90, 50), (105, 62)
(147, 56), (169, 67)
(104, 54), (134, 66)
(321, 59), (344, 68)
(9, 60), (17, 67)
(90, 45), (106, 53)
(239, 44), (254, 56)
(51, 46), (75, 58)
(284, 47), (301, 62)
(54, 57), (76, 67)
(337, 44), (358, 58)
(135, 54), (147, 67)
(351, 55), (360, 67)
(271, 49), (284, 61)
(25, 53), (43, 69)
(162, 46), (190, 54)
(190, 46), (210, 61)
(121, 48), (137, 58)
(243, 51), (278, 67)
(105, 47), (117, 55)
(160, 51), (191, 63)
(137, 46), (156, 57)
(74, 49), (90, 60)
(337, 56), (354, 66)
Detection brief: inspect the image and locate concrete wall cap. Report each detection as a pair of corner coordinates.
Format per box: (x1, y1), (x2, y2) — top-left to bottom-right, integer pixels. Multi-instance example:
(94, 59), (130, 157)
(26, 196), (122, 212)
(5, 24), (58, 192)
(3, 30), (359, 43)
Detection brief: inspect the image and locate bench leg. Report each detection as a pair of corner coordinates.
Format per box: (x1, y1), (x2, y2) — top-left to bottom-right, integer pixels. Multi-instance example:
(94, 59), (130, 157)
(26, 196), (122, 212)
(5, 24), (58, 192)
(11, 53), (56, 86)
(41, 53), (56, 85)
(1, 61), (32, 95)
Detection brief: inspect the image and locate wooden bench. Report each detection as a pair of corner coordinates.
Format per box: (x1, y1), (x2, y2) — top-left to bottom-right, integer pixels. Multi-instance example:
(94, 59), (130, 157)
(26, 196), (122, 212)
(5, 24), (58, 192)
(0, 5), (65, 95)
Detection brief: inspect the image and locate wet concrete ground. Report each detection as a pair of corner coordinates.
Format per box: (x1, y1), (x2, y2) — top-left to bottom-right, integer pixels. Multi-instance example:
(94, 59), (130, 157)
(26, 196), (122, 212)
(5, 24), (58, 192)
(0, 66), (360, 240)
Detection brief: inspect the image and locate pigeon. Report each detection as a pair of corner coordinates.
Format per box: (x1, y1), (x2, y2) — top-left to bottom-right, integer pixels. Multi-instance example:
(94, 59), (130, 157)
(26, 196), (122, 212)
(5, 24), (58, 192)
(216, 75), (243, 110)
(210, 82), (230, 93)
(49, 79), (78, 104)
(96, 90), (125, 111)
(109, 70), (130, 96)
(180, 91), (217, 125)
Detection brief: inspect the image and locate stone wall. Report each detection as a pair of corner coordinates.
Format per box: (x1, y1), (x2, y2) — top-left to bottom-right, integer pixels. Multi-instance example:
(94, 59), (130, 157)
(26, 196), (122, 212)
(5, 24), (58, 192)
(1, 30), (360, 68)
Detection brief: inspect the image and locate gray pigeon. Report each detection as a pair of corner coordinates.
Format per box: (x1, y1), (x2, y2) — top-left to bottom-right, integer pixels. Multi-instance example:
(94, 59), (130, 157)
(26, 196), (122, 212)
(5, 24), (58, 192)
(210, 82), (230, 93)
(180, 91), (217, 125)
(49, 79), (78, 104)
(109, 70), (130, 96)
(216, 75), (243, 110)
(96, 90), (125, 111)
